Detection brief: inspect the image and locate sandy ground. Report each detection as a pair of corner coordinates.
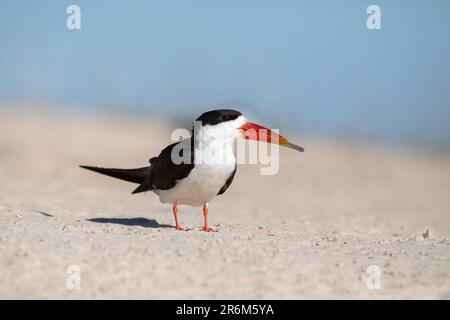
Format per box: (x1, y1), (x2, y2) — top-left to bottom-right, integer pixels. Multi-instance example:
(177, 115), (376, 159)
(0, 108), (449, 299)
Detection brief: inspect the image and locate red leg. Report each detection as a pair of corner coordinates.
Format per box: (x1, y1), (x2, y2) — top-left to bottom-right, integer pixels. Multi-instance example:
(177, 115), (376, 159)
(201, 202), (216, 232)
(172, 203), (184, 231)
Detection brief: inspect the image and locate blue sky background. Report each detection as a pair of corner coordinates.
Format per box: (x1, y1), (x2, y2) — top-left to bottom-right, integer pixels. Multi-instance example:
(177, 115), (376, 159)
(1, 0), (449, 147)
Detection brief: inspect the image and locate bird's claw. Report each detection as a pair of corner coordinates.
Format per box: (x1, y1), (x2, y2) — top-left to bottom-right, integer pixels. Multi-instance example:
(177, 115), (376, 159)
(200, 226), (216, 232)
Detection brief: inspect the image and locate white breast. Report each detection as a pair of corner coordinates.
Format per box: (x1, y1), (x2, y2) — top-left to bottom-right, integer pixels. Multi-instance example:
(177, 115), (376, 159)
(156, 162), (235, 206)
(154, 119), (244, 207)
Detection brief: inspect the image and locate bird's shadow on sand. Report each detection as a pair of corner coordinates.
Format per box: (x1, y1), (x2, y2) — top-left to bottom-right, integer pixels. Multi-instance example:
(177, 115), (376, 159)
(87, 217), (173, 229)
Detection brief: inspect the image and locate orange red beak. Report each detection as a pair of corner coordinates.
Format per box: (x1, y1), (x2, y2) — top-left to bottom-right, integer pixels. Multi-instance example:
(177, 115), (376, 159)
(238, 122), (304, 152)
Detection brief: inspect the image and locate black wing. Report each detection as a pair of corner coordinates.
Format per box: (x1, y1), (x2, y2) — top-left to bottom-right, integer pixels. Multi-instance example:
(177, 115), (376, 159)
(132, 139), (194, 194)
(217, 163), (237, 195)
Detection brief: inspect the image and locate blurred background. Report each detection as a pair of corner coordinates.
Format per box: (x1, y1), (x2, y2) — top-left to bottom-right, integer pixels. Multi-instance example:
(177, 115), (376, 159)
(1, 0), (449, 148)
(1, 1), (450, 300)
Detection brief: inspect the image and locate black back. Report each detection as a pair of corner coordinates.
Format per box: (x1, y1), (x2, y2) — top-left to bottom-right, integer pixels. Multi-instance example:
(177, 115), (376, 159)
(132, 139), (195, 194)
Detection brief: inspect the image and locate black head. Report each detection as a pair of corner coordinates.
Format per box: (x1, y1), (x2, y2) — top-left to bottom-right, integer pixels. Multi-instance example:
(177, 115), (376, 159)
(195, 109), (242, 126)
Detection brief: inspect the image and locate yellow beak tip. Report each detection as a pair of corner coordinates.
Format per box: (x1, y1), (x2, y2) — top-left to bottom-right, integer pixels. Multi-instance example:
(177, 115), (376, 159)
(283, 141), (304, 152)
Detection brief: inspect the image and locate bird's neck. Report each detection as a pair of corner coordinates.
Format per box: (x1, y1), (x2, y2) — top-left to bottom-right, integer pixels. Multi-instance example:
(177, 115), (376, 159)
(193, 127), (236, 165)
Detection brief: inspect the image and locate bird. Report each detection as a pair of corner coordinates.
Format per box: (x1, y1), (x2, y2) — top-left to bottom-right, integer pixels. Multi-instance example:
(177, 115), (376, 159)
(80, 109), (304, 232)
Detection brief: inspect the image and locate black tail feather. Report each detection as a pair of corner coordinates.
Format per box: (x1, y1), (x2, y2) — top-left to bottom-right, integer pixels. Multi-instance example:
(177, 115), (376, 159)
(131, 180), (154, 194)
(80, 165), (149, 185)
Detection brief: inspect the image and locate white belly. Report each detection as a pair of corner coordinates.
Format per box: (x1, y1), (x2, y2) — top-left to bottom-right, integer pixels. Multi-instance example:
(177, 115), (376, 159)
(155, 162), (235, 206)
(154, 122), (240, 207)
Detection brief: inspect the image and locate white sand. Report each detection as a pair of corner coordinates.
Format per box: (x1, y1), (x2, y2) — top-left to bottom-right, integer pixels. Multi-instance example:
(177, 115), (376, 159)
(0, 109), (449, 299)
